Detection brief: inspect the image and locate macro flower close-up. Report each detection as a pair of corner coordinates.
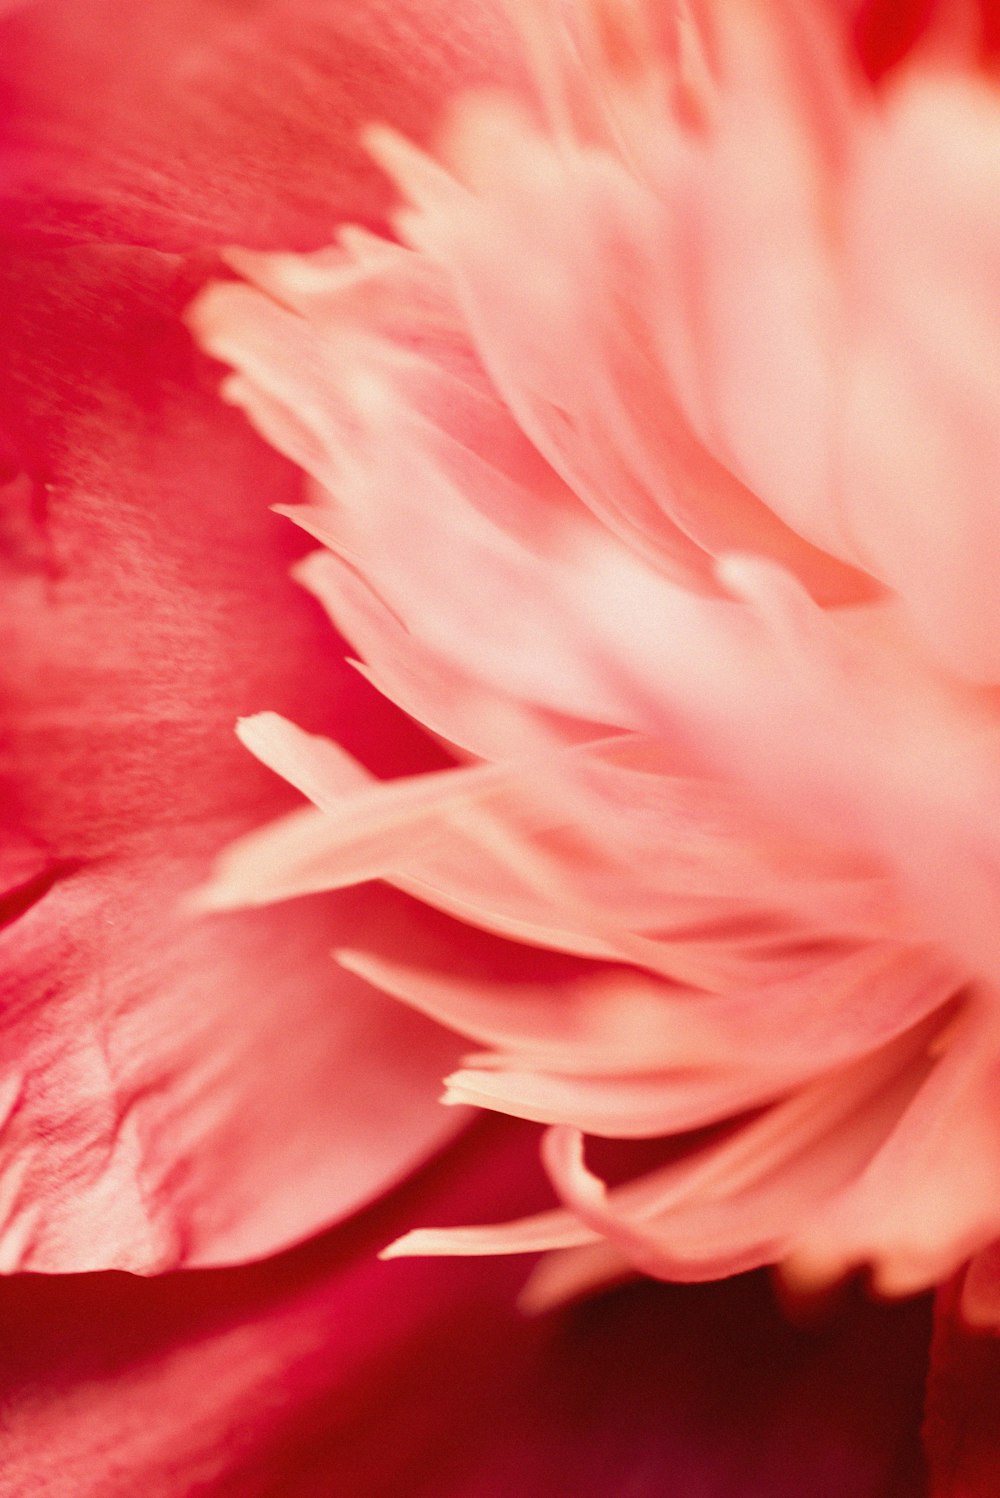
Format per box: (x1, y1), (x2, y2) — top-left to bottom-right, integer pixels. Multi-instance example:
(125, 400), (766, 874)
(3, 0), (1000, 1493)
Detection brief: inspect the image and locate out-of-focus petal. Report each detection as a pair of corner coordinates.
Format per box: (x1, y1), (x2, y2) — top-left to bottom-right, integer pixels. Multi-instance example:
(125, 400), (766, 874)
(841, 72), (1000, 681)
(194, 183), (1000, 1295)
(788, 1009), (1000, 1299)
(0, 0), (525, 251)
(390, 1013), (944, 1284)
(924, 1273), (1000, 1496)
(189, 0), (1000, 1351)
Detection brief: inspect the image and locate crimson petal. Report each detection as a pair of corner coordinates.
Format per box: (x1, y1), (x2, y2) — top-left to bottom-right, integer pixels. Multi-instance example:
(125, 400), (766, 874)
(0, 0), (524, 252)
(0, 217), (463, 1272)
(0, 1118), (932, 1497)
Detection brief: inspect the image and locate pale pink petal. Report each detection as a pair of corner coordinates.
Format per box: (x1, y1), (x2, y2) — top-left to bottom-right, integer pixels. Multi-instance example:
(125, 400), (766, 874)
(530, 1018), (941, 1284)
(841, 73), (1000, 680)
(370, 97), (872, 604)
(187, 0), (1000, 1346)
(638, 0), (855, 562)
(382, 1206), (591, 1262)
(294, 547), (596, 760)
(390, 1016), (942, 1286)
(788, 1006), (1000, 1297)
(340, 938), (953, 1080)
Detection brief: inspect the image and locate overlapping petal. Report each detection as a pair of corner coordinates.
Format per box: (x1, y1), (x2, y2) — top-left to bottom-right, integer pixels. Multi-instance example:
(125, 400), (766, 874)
(0, 0), (539, 1272)
(0, 1118), (933, 1498)
(0, 0), (524, 251)
(190, 0), (1000, 1331)
(5, 0), (992, 1489)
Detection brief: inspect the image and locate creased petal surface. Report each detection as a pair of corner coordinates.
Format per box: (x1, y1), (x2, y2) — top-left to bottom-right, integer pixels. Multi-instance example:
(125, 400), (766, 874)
(0, 184), (471, 1270)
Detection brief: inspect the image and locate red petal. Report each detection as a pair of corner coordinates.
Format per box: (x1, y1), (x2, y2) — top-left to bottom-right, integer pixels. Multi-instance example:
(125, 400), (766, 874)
(0, 1118), (932, 1497)
(0, 0), (525, 251)
(0, 230), (461, 1270)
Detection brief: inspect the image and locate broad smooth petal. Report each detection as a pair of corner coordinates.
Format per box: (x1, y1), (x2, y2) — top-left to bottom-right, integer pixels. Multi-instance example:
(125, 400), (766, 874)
(0, 239), (462, 1270)
(0, 1117), (932, 1498)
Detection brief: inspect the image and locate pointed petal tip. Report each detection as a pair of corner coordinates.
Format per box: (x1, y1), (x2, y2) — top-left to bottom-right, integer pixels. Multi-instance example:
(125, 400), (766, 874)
(361, 122), (464, 217)
(440, 1068), (504, 1110)
(183, 279), (239, 352)
(377, 1231), (421, 1261)
(336, 946), (413, 996)
(234, 710), (288, 753)
(176, 883), (217, 918)
(361, 122), (423, 178)
(378, 1227), (479, 1260)
(181, 877), (252, 917)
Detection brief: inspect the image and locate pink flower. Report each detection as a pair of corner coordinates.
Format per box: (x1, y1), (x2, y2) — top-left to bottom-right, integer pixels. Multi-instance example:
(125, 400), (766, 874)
(187, 0), (1000, 1485)
(0, 0), (981, 1491)
(191, 0), (1000, 1306)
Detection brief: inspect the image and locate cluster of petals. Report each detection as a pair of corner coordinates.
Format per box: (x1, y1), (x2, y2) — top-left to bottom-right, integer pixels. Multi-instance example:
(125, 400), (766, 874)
(0, 1), (964, 1494)
(192, 0), (1000, 1322)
